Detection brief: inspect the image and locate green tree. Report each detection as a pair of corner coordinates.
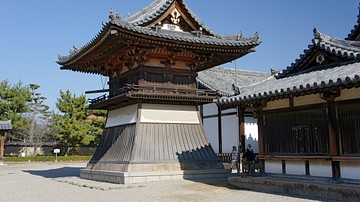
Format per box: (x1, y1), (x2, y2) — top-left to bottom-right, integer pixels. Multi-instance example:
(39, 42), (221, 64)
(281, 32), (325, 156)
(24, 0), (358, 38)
(52, 90), (104, 155)
(0, 80), (32, 141)
(25, 84), (51, 156)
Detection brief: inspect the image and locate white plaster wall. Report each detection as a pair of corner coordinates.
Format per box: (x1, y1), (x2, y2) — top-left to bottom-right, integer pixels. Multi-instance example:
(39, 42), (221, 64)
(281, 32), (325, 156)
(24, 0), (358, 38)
(286, 161), (305, 175)
(340, 162), (360, 180)
(105, 104), (138, 128)
(245, 117), (259, 153)
(140, 104), (199, 124)
(222, 108), (236, 114)
(222, 114), (239, 153)
(203, 117), (219, 153)
(202, 103), (217, 116)
(265, 160), (283, 174)
(309, 160), (332, 177)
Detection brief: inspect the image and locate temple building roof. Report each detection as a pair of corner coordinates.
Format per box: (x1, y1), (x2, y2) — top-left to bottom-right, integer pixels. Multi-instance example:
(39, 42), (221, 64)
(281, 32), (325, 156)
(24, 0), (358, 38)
(197, 67), (271, 96)
(0, 120), (12, 130)
(126, 0), (216, 36)
(57, 0), (260, 75)
(219, 28), (360, 107)
(346, 3), (360, 41)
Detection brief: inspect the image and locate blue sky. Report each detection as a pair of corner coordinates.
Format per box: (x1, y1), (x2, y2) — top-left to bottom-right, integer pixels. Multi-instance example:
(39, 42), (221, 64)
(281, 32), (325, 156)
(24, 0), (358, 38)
(0, 0), (358, 111)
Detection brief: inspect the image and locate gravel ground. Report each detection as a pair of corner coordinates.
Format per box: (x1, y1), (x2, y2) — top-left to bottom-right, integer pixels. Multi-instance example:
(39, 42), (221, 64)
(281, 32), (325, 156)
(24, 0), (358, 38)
(0, 162), (318, 202)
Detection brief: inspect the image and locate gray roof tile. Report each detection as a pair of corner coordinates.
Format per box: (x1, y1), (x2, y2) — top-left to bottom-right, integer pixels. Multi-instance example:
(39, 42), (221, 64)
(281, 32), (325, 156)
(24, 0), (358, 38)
(277, 28), (360, 79)
(0, 120), (12, 130)
(219, 61), (360, 105)
(346, 3), (360, 40)
(197, 67), (271, 96)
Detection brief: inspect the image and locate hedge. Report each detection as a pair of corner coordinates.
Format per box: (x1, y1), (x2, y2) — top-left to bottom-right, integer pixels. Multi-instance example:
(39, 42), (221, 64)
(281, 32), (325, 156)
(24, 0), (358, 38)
(3, 155), (92, 162)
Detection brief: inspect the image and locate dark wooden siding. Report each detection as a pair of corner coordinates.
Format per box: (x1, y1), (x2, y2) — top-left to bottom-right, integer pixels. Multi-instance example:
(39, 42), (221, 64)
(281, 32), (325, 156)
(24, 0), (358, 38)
(263, 106), (329, 155)
(337, 101), (360, 155)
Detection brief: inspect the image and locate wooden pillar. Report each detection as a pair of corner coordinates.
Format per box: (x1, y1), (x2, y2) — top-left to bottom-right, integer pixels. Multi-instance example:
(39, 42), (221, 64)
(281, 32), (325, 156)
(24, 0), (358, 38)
(322, 91), (340, 181)
(0, 135), (5, 160)
(327, 99), (340, 181)
(217, 106), (223, 153)
(199, 105), (204, 123)
(256, 109), (265, 174)
(237, 106), (245, 173)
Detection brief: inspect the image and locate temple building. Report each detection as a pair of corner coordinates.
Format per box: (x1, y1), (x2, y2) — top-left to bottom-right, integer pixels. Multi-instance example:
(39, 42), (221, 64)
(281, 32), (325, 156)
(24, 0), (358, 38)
(197, 67), (270, 154)
(57, 0), (260, 184)
(219, 13), (360, 182)
(0, 120), (12, 161)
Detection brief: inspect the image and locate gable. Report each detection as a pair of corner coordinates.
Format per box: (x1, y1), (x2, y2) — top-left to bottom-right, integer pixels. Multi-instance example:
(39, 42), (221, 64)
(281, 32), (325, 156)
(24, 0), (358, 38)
(277, 29), (360, 79)
(126, 0), (214, 35)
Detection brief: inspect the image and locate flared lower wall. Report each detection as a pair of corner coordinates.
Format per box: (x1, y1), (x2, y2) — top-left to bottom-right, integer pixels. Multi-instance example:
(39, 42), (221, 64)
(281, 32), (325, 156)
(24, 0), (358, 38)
(82, 103), (227, 183)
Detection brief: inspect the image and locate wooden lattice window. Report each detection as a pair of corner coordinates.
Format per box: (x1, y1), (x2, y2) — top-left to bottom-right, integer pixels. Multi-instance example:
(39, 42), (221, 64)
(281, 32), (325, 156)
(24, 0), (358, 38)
(337, 102), (360, 155)
(146, 73), (164, 83)
(172, 75), (190, 85)
(263, 106), (329, 155)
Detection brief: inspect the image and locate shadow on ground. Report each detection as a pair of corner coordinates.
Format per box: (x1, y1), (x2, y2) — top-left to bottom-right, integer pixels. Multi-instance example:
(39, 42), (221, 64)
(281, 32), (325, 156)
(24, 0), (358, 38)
(23, 166), (84, 178)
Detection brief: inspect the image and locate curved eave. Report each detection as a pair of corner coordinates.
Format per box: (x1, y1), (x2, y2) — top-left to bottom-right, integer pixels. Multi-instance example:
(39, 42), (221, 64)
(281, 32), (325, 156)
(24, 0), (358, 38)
(277, 28), (360, 79)
(57, 20), (260, 72)
(346, 3), (360, 40)
(219, 63), (360, 109)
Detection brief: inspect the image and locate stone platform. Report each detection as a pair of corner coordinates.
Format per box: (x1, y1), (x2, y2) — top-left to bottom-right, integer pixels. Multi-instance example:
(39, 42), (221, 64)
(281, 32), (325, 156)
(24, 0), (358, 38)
(81, 168), (231, 184)
(228, 175), (360, 201)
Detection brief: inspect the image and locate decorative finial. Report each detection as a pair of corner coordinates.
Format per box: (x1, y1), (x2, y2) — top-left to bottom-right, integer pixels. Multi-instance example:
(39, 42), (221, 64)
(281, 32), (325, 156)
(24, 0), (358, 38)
(109, 9), (115, 21)
(115, 10), (121, 20)
(236, 32), (243, 40)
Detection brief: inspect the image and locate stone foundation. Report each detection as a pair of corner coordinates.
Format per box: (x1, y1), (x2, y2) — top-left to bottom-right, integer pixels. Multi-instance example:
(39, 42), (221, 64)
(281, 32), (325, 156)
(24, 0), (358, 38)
(81, 168), (231, 184)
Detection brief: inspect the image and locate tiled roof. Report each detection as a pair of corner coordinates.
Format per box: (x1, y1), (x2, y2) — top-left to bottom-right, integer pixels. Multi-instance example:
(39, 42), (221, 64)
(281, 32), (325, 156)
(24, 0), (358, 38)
(346, 3), (360, 40)
(219, 61), (360, 106)
(197, 67), (271, 96)
(277, 28), (360, 79)
(58, 17), (260, 65)
(219, 29), (360, 106)
(57, 2), (260, 65)
(0, 120), (12, 130)
(126, 0), (217, 36)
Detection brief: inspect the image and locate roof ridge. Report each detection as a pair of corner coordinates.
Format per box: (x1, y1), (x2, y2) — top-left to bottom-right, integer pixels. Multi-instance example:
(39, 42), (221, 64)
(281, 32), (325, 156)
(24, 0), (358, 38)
(277, 28), (360, 79)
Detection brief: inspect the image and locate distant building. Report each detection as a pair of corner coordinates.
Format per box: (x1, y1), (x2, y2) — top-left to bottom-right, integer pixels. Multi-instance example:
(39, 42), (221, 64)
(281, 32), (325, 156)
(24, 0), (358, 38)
(0, 120), (12, 160)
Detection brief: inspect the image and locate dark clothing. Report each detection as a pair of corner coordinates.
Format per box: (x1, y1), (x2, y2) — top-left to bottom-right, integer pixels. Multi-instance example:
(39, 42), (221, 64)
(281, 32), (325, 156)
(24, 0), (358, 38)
(244, 148), (254, 162)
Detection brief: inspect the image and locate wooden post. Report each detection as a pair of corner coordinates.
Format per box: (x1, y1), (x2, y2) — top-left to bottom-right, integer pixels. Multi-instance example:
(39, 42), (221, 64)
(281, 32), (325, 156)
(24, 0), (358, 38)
(217, 106), (223, 153)
(322, 91), (340, 181)
(327, 99), (340, 180)
(257, 110), (265, 174)
(238, 106), (245, 173)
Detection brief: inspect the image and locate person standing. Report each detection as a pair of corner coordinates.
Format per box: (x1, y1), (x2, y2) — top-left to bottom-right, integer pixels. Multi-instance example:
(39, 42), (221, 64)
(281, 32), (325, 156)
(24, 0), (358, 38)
(231, 146), (239, 173)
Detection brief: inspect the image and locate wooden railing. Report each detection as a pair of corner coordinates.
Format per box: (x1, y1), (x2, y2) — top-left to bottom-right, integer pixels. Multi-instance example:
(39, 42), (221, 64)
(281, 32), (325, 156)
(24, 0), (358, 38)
(89, 84), (217, 105)
(217, 153), (232, 163)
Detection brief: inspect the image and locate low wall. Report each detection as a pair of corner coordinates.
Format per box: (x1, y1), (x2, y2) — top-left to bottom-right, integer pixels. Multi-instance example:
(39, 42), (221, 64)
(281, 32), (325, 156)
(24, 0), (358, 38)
(4, 145), (97, 157)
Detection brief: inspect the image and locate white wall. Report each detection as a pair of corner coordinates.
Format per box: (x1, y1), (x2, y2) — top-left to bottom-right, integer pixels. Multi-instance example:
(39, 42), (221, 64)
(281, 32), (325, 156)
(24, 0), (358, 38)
(222, 115), (239, 153)
(140, 104), (199, 124)
(309, 160), (332, 177)
(265, 160), (282, 174)
(105, 104), (138, 128)
(286, 161), (305, 175)
(203, 117), (219, 152)
(341, 162), (360, 180)
(202, 104), (259, 153)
